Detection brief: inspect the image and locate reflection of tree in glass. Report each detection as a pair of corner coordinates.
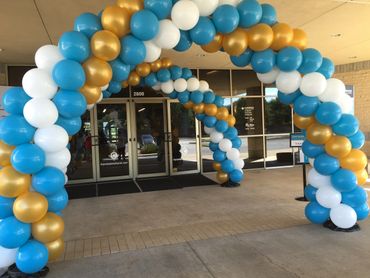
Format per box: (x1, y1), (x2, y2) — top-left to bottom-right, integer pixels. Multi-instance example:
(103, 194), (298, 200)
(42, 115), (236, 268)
(264, 98), (291, 134)
(171, 104), (195, 138)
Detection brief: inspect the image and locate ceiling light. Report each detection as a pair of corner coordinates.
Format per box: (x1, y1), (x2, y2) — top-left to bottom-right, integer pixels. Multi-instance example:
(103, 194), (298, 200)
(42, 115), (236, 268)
(331, 33), (342, 38)
(196, 53), (206, 57)
(0, 48), (4, 52)
(349, 56), (358, 59)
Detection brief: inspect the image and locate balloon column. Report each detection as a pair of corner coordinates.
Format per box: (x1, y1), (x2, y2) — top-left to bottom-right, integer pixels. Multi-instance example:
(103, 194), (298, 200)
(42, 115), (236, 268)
(0, 0), (367, 274)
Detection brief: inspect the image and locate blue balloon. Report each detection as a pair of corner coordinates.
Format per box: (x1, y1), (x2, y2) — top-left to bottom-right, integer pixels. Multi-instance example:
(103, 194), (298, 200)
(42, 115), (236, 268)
(103, 91), (112, 99)
(298, 48), (323, 74)
(294, 95), (320, 117)
(145, 73), (158, 87)
(251, 49), (276, 73)
(215, 120), (229, 133)
(53, 89), (87, 118)
(301, 140), (325, 158)
(58, 31), (90, 62)
(214, 96), (225, 108)
(144, 0), (172, 20)
(316, 57), (335, 79)
(230, 170), (244, 183)
(190, 91), (204, 104)
(237, 0), (262, 28)
(224, 127), (238, 140)
(189, 17), (216, 45)
(0, 196), (14, 219)
(231, 137), (242, 149)
(47, 188), (69, 212)
(157, 69), (171, 82)
(348, 130), (365, 149)
(260, 3), (277, 25)
(130, 10), (159, 41)
(213, 150), (226, 162)
(203, 91), (216, 104)
(52, 60), (86, 90)
(304, 185), (317, 202)
(315, 102), (342, 126)
(277, 47), (303, 72)
(11, 144), (45, 174)
(278, 90), (301, 105)
(196, 113), (206, 121)
(169, 91), (178, 99)
(174, 31), (193, 52)
(32, 167), (65, 196)
(209, 142), (219, 152)
(305, 201), (330, 224)
(108, 81), (122, 94)
(204, 116), (217, 128)
(182, 68), (193, 80)
(342, 186), (368, 208)
(230, 49), (254, 67)
(120, 35), (146, 65)
(110, 59), (130, 82)
(332, 114), (359, 137)
(169, 66), (183, 80)
(0, 115), (35, 146)
(331, 169), (357, 193)
(221, 159), (235, 173)
(2, 87), (31, 115)
(178, 91), (190, 104)
(0, 216), (31, 249)
(314, 153), (340, 175)
(354, 203), (369, 221)
(74, 13), (102, 38)
(16, 240), (48, 274)
(56, 116), (82, 136)
(212, 5), (240, 34)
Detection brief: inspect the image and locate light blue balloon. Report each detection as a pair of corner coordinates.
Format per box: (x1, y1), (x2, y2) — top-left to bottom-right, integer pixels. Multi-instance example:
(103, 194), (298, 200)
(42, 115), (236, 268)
(47, 188), (69, 212)
(260, 3), (277, 25)
(215, 120), (229, 133)
(120, 35), (146, 65)
(304, 185), (317, 202)
(144, 73), (158, 87)
(278, 90), (301, 105)
(317, 58), (335, 79)
(204, 116), (217, 128)
(237, 0), (262, 28)
(110, 59), (130, 82)
(342, 186), (368, 208)
(0, 115), (35, 146)
(2, 87), (31, 115)
(32, 167), (66, 196)
(331, 169), (357, 193)
(108, 81), (122, 94)
(0, 216), (31, 249)
(214, 96), (224, 107)
(315, 102), (342, 126)
(212, 5), (240, 34)
(305, 201), (329, 224)
(298, 48), (323, 74)
(16, 240), (48, 274)
(354, 203), (369, 221)
(277, 46), (303, 72)
(221, 159), (235, 173)
(11, 144), (45, 174)
(293, 95), (320, 117)
(178, 91), (190, 104)
(196, 113), (206, 121)
(169, 91), (178, 99)
(230, 170), (244, 183)
(53, 89), (87, 118)
(348, 130), (365, 149)
(156, 69), (171, 82)
(0, 196), (15, 219)
(332, 114), (359, 137)
(169, 66), (182, 80)
(232, 137), (242, 149)
(251, 49), (276, 73)
(224, 127), (238, 140)
(209, 142), (219, 152)
(189, 17), (216, 46)
(74, 13), (102, 38)
(130, 9), (159, 41)
(58, 31), (90, 62)
(174, 31), (193, 52)
(301, 140), (325, 158)
(144, 0), (172, 20)
(56, 116), (82, 136)
(230, 49), (254, 67)
(213, 150), (226, 162)
(203, 91), (216, 104)
(182, 68), (193, 79)
(52, 60), (86, 90)
(190, 91), (204, 104)
(314, 153), (340, 175)
(103, 91), (112, 99)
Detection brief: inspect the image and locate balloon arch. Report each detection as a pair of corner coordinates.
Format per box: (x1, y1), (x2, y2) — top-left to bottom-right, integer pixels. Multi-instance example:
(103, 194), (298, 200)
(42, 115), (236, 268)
(0, 0), (368, 274)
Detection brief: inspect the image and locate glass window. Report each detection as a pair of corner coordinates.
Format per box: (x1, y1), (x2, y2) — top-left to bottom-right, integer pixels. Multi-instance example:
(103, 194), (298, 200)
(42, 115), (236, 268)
(240, 136), (265, 169)
(232, 97), (263, 136)
(199, 70), (230, 96)
(232, 70), (261, 96)
(131, 85), (163, 98)
(265, 135), (293, 168)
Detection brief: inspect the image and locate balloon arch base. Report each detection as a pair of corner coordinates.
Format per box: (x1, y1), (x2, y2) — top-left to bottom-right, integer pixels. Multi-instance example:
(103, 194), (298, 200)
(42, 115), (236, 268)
(1, 264), (49, 278)
(323, 220), (361, 233)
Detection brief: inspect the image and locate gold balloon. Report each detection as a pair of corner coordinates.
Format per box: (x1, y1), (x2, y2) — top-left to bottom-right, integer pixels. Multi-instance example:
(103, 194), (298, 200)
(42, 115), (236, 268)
(101, 5), (130, 37)
(340, 149), (368, 172)
(293, 114), (316, 130)
(217, 172), (229, 184)
(151, 60), (162, 72)
(0, 140), (15, 167)
(0, 166), (30, 198)
(213, 162), (222, 172)
(216, 107), (229, 121)
(116, 0), (143, 15)
(204, 104), (218, 116)
(122, 80), (129, 88)
(91, 30), (121, 61)
(306, 123), (332, 145)
(45, 238), (65, 262)
(227, 115), (236, 127)
(325, 136), (352, 158)
(183, 101), (194, 110)
(80, 84), (102, 105)
(136, 63), (151, 77)
(223, 28), (248, 56)
(193, 103), (205, 114)
(355, 169), (368, 186)
(201, 34), (223, 53)
(32, 213), (65, 243)
(290, 28), (308, 51)
(83, 57), (113, 87)
(271, 23), (294, 51)
(247, 23), (274, 51)
(161, 57), (173, 68)
(13, 192), (48, 223)
(128, 72), (141, 86)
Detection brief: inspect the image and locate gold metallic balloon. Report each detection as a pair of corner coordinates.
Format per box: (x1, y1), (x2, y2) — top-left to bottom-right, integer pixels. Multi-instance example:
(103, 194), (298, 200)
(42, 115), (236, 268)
(161, 57), (173, 68)
(101, 5), (130, 37)
(222, 28), (248, 56)
(83, 57), (113, 87)
(193, 103), (205, 114)
(340, 149), (368, 172)
(293, 114), (316, 130)
(91, 30), (121, 61)
(306, 123), (332, 145)
(32, 213), (65, 243)
(45, 238), (65, 262)
(183, 101), (194, 110)
(201, 34), (223, 53)
(217, 172), (229, 184)
(216, 107), (229, 121)
(116, 0), (143, 15)
(271, 23), (294, 51)
(355, 169), (368, 186)
(247, 23), (274, 51)
(290, 28), (308, 51)
(0, 140), (15, 167)
(227, 115), (236, 127)
(80, 84), (102, 105)
(213, 162), (222, 172)
(0, 166), (30, 198)
(136, 63), (151, 77)
(128, 72), (141, 86)
(325, 136), (352, 158)
(151, 60), (162, 72)
(122, 80), (129, 88)
(13, 192), (48, 223)
(204, 104), (218, 116)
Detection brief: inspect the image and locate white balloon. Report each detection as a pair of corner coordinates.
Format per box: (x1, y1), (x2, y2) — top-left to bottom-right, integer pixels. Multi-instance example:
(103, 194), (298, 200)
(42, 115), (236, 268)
(45, 148), (71, 170)
(210, 131), (224, 143)
(276, 71), (302, 94)
(319, 78), (345, 103)
(226, 148), (240, 160)
(316, 186), (341, 209)
(61, 167), (68, 174)
(218, 0), (241, 6)
(174, 78), (188, 92)
(330, 204), (357, 229)
(198, 80), (209, 92)
(307, 168), (332, 189)
(97, 92), (103, 103)
(153, 20), (181, 49)
(23, 98), (58, 128)
(152, 83), (161, 91)
(233, 158), (245, 169)
(0, 246), (17, 268)
(300, 72), (327, 97)
(219, 138), (232, 152)
(337, 93), (353, 114)
(144, 40), (162, 63)
(187, 77), (200, 91)
(22, 68), (58, 99)
(101, 84), (109, 91)
(64, 174), (68, 185)
(192, 0), (219, 16)
(87, 104), (95, 111)
(161, 80), (174, 94)
(172, 0), (200, 30)
(35, 45), (64, 73)
(34, 125), (68, 153)
(204, 126), (215, 135)
(257, 67), (280, 84)
(309, 158), (315, 167)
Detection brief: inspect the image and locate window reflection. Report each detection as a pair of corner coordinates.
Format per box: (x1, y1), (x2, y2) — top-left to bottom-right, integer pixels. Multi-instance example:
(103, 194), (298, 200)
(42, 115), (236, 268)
(199, 70), (231, 96)
(232, 70), (261, 96)
(265, 135), (294, 167)
(232, 97), (263, 136)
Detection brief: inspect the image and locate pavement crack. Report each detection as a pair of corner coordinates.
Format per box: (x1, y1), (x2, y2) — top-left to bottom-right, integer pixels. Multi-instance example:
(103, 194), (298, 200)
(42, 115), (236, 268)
(186, 242), (217, 278)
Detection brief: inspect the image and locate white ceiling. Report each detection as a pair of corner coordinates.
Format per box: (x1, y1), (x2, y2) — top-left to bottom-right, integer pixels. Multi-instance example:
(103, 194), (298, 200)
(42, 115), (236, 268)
(0, 0), (369, 68)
